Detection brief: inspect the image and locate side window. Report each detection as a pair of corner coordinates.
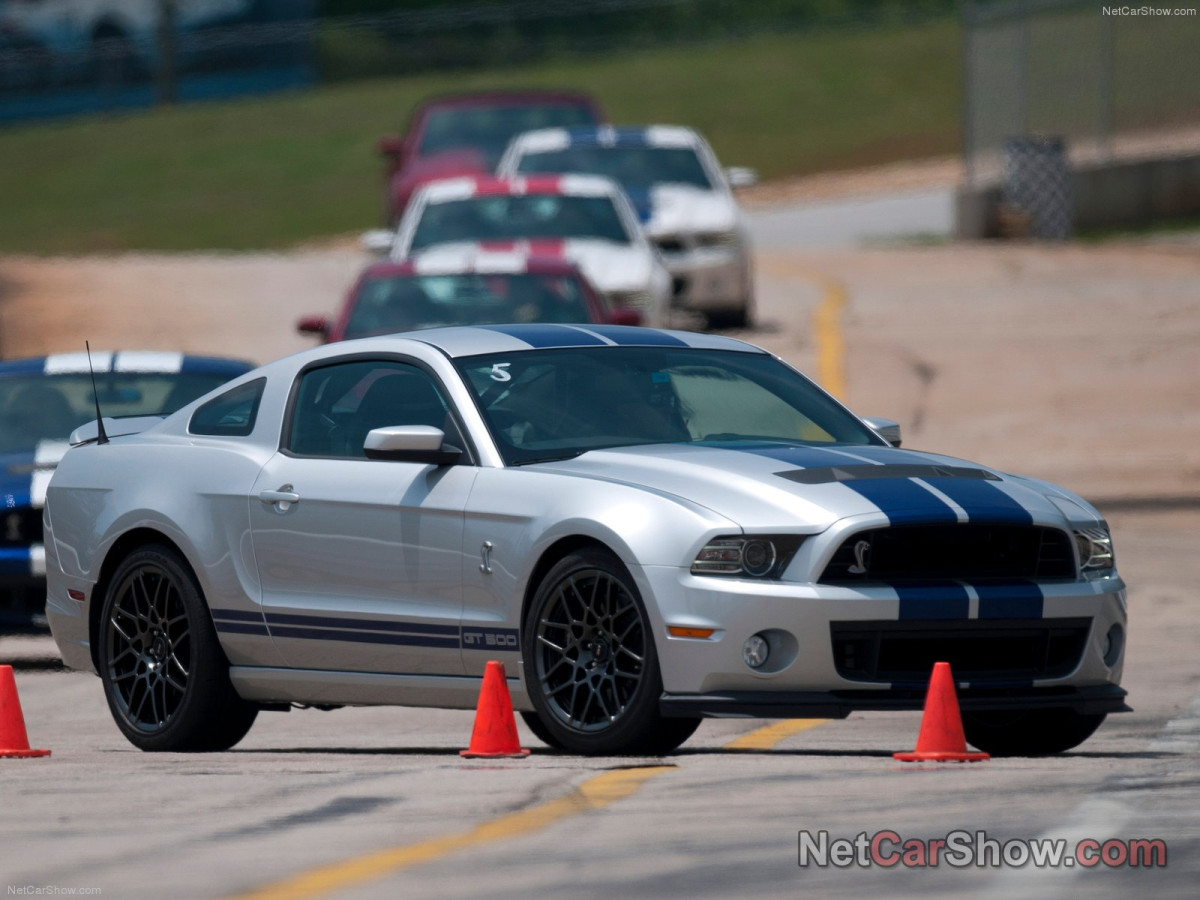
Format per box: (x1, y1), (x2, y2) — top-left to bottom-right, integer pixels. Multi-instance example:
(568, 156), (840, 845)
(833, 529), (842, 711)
(189, 378), (265, 437)
(286, 360), (452, 459)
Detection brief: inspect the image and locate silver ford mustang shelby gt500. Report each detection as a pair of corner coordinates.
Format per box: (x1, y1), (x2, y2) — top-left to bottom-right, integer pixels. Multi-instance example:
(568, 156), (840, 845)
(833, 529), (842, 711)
(45, 325), (1127, 756)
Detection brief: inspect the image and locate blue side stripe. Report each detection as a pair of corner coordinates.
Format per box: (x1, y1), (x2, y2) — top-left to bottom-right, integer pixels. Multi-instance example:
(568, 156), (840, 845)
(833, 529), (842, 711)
(925, 477), (1033, 525)
(480, 324), (609, 348)
(214, 621), (271, 637)
(894, 582), (970, 620)
(269, 625), (461, 649)
(843, 478), (959, 525)
(582, 325), (689, 347)
(264, 612), (459, 636)
(973, 580), (1044, 619)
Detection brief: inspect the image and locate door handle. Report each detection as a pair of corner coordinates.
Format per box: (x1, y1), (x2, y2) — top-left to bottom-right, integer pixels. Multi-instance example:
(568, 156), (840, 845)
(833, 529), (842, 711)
(259, 485), (300, 510)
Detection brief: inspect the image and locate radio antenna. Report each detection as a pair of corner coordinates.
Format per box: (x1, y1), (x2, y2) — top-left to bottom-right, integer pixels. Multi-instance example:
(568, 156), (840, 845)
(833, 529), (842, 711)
(85, 341), (109, 445)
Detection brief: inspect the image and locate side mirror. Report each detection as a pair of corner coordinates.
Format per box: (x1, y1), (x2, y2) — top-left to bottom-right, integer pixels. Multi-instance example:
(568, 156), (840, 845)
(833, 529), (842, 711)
(378, 135), (406, 157)
(863, 417), (902, 447)
(296, 314), (330, 338)
(361, 229), (395, 257)
(725, 166), (759, 189)
(363, 425), (462, 465)
(607, 308), (642, 327)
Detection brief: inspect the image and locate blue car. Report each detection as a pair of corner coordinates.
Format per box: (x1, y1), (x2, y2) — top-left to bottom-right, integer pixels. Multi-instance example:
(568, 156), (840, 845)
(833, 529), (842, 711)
(1, 350), (252, 633)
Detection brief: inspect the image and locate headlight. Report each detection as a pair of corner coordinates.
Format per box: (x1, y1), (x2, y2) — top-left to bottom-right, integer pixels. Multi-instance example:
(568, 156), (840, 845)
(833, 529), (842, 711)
(694, 230), (739, 248)
(1073, 526), (1115, 578)
(691, 535), (804, 579)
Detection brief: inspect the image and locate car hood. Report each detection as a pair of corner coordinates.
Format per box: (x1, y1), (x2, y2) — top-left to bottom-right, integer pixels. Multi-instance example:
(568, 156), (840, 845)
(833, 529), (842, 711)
(558, 240), (658, 292)
(628, 184), (739, 237)
(534, 441), (1094, 530)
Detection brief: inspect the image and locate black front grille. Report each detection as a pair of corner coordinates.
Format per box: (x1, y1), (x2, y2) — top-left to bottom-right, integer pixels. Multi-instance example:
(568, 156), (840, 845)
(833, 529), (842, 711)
(1, 508), (43, 547)
(821, 524), (1075, 584)
(831, 618), (1091, 683)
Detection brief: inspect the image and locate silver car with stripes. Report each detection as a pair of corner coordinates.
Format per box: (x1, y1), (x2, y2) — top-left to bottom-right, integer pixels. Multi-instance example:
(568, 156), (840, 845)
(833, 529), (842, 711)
(44, 325), (1127, 755)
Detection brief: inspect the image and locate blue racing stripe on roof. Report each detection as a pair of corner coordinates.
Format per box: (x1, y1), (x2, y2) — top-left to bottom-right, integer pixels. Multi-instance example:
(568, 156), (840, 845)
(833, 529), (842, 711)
(582, 325), (690, 347)
(0, 358), (50, 377)
(923, 477), (1033, 525)
(480, 324), (609, 348)
(563, 126), (651, 146)
(894, 582), (970, 620)
(842, 478), (960, 525)
(973, 580), (1044, 619)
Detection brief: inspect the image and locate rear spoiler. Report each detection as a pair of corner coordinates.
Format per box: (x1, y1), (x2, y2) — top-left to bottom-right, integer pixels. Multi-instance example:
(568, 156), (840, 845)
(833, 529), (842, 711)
(69, 416), (165, 447)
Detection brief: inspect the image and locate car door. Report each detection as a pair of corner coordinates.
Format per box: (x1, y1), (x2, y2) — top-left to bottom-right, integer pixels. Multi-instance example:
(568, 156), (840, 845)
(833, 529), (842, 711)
(249, 357), (477, 675)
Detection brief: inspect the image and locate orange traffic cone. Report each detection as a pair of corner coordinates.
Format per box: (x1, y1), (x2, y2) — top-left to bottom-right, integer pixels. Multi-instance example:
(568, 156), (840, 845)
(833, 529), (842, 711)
(894, 661), (989, 763)
(460, 660), (530, 759)
(0, 665), (51, 759)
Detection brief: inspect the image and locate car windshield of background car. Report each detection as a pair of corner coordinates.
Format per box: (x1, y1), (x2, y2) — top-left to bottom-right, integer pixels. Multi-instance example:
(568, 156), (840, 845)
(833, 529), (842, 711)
(410, 195), (631, 251)
(418, 104), (599, 167)
(0, 372), (238, 452)
(344, 273), (593, 337)
(514, 145), (714, 191)
(454, 347), (882, 465)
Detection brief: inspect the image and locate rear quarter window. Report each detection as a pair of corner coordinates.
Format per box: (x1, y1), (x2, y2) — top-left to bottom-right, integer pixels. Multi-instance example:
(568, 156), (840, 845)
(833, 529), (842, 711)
(189, 378), (265, 437)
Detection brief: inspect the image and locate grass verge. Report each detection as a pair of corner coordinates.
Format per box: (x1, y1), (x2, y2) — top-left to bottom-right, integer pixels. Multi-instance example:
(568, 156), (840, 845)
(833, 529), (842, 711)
(0, 18), (959, 253)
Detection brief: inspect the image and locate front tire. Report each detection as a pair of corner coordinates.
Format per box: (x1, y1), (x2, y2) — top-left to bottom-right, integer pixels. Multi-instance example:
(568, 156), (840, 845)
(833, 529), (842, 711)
(962, 709), (1106, 756)
(523, 548), (699, 755)
(98, 544), (257, 751)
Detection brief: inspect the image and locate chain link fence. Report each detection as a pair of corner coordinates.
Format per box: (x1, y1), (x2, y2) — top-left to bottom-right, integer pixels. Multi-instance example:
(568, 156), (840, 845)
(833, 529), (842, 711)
(963, 0), (1200, 186)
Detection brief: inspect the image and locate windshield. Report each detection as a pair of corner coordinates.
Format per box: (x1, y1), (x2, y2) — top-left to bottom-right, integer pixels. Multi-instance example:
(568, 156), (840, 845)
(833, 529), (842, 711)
(346, 272), (593, 338)
(410, 195), (631, 251)
(514, 145), (714, 191)
(0, 371), (237, 453)
(454, 347), (882, 465)
(418, 103), (599, 167)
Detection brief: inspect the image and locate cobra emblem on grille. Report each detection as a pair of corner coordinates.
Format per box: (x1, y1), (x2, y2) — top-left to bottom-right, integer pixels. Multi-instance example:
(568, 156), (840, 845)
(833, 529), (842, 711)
(847, 539), (871, 575)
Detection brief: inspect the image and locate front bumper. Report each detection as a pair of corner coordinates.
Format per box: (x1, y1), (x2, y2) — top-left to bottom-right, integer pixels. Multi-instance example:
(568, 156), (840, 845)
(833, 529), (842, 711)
(655, 243), (751, 312)
(638, 564), (1127, 707)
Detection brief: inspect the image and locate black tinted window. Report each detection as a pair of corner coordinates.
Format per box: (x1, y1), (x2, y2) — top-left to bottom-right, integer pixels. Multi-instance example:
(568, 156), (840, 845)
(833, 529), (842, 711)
(190, 379), (265, 437)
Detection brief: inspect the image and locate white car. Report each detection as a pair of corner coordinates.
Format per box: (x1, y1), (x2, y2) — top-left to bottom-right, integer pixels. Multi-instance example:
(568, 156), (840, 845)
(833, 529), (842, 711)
(377, 174), (673, 327)
(45, 326), (1127, 756)
(499, 125), (756, 329)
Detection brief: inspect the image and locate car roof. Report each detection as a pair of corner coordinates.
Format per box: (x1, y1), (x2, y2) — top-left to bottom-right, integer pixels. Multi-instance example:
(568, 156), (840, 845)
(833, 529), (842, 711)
(0, 351), (253, 378)
(417, 174), (619, 203)
(322, 324), (765, 360)
(511, 125), (700, 155)
(367, 249), (588, 278)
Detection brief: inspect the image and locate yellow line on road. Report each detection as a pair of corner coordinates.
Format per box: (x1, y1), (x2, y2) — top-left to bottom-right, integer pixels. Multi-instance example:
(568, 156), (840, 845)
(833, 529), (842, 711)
(757, 255), (848, 400)
(723, 718), (828, 751)
(231, 765), (674, 900)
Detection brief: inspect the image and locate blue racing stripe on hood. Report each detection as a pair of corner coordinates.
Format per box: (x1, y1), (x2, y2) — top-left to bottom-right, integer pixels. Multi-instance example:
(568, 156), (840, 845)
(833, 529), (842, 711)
(922, 476), (1033, 525)
(841, 478), (959, 525)
(0, 546), (33, 576)
(622, 186), (654, 223)
(480, 324), (609, 348)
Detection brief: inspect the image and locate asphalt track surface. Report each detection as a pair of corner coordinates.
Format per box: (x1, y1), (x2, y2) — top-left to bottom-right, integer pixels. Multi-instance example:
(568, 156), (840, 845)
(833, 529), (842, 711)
(1, 200), (1199, 899)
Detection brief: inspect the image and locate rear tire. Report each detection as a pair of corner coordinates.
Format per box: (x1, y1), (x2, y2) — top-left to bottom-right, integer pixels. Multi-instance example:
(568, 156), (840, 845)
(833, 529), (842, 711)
(962, 709), (1106, 756)
(522, 548), (699, 755)
(98, 544), (257, 751)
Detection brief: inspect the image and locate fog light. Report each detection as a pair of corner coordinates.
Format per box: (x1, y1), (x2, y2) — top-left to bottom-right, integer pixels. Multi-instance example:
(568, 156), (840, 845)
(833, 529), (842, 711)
(743, 633), (770, 669)
(1103, 624), (1124, 667)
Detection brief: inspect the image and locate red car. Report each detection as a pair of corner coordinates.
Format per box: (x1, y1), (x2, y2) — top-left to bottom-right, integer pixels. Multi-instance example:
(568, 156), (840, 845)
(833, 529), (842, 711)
(378, 90), (606, 224)
(297, 252), (639, 343)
